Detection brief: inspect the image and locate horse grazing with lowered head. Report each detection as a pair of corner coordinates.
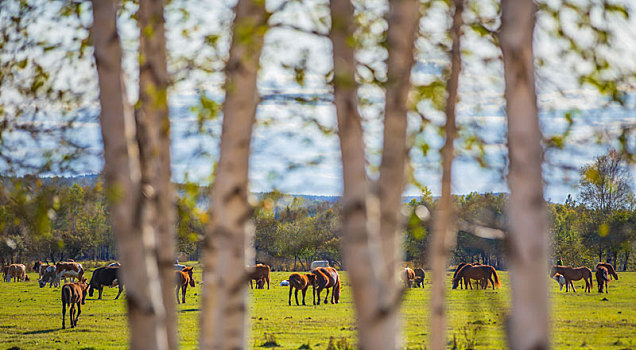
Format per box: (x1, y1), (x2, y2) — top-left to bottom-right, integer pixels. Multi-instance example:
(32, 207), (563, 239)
(596, 262), (618, 280)
(176, 266), (195, 304)
(401, 267), (416, 288)
(248, 264), (271, 290)
(288, 273), (317, 306)
(550, 265), (593, 292)
(452, 264), (500, 290)
(413, 268), (425, 288)
(312, 267), (340, 305)
(596, 266), (610, 293)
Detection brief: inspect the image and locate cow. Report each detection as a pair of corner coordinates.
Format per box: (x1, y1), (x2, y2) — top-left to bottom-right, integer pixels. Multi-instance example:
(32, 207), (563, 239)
(247, 264), (271, 290)
(56, 262), (84, 285)
(2, 265), (9, 282)
(61, 279), (89, 329)
(7, 264), (27, 282)
(310, 260), (330, 270)
(39, 266), (59, 288)
(89, 266), (123, 300)
(33, 261), (51, 279)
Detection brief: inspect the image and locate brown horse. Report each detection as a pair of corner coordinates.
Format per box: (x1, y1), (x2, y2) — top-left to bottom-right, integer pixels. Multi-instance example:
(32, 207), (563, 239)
(596, 262), (618, 280)
(453, 263), (471, 289)
(596, 266), (610, 293)
(288, 273), (317, 306)
(413, 268), (425, 288)
(550, 265), (593, 292)
(452, 264), (500, 290)
(312, 267), (340, 305)
(248, 264), (271, 290)
(176, 266), (195, 304)
(401, 267), (415, 288)
(61, 278), (88, 329)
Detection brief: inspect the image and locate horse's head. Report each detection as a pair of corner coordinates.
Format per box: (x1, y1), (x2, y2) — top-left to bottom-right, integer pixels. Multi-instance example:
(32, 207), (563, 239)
(451, 277), (460, 289)
(306, 273), (317, 286)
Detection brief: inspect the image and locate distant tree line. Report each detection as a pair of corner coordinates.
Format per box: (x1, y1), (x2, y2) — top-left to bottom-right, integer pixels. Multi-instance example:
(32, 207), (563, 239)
(1, 151), (633, 270)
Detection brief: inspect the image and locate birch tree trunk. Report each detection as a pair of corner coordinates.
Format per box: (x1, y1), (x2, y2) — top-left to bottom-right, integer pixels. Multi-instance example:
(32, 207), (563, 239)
(199, 0), (267, 348)
(428, 1), (463, 348)
(377, 0), (421, 348)
(500, 0), (550, 349)
(92, 1), (168, 349)
(137, 0), (177, 349)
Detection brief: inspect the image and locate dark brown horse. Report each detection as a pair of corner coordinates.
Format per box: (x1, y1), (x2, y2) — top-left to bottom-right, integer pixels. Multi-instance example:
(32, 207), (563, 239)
(401, 267), (416, 288)
(596, 266), (610, 293)
(312, 267), (340, 305)
(596, 262), (618, 280)
(176, 266), (195, 304)
(453, 263), (470, 289)
(550, 265), (593, 292)
(288, 273), (317, 306)
(452, 264), (500, 290)
(413, 268), (425, 288)
(248, 264), (271, 290)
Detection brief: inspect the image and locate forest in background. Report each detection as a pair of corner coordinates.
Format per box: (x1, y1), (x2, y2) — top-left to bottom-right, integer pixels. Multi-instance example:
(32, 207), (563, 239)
(2, 150), (633, 271)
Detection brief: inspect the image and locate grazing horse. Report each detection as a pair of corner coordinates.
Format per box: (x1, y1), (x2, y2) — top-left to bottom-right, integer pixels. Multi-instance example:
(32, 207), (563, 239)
(413, 268), (426, 288)
(176, 266), (195, 304)
(550, 265), (593, 292)
(288, 273), (317, 306)
(401, 267), (416, 288)
(61, 278), (89, 329)
(552, 273), (567, 291)
(596, 262), (618, 280)
(452, 264), (500, 290)
(596, 266), (610, 293)
(248, 264), (271, 290)
(312, 267), (340, 305)
(453, 263), (471, 289)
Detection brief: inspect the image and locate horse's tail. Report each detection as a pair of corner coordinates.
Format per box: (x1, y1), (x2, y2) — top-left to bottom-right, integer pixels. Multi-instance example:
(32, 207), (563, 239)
(334, 274), (341, 303)
(491, 267), (501, 287)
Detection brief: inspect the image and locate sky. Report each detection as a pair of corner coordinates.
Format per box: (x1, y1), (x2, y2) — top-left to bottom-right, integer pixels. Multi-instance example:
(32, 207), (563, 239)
(1, 0), (635, 203)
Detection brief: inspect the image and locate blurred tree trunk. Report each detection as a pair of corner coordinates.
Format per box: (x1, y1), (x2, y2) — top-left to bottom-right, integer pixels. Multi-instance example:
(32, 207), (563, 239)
(137, 0), (177, 349)
(500, 0), (549, 349)
(429, 0), (462, 348)
(378, 0), (421, 347)
(199, 0), (267, 349)
(92, 1), (168, 349)
(331, 0), (420, 348)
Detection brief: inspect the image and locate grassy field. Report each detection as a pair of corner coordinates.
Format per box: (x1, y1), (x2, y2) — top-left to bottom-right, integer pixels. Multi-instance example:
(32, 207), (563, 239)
(1, 265), (635, 349)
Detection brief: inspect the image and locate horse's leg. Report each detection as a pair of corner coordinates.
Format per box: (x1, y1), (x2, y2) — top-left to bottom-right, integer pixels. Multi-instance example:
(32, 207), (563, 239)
(316, 287), (322, 305)
(324, 287), (330, 304)
(249, 279), (253, 289)
(267, 275), (270, 290)
(489, 276), (495, 290)
(288, 285), (293, 306)
(62, 300), (66, 329)
(98, 286), (103, 300)
(115, 285), (122, 300)
(295, 289), (300, 306)
(70, 304), (76, 328)
(176, 284), (181, 304)
(76, 302), (82, 327)
(182, 285), (187, 303)
(301, 287), (307, 306)
(570, 280), (576, 292)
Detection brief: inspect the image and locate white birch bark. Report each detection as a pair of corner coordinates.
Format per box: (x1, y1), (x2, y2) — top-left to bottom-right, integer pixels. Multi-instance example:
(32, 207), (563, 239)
(377, 0), (421, 348)
(199, 0), (267, 348)
(428, 1), (463, 348)
(92, 1), (168, 349)
(137, 0), (177, 349)
(500, 0), (550, 349)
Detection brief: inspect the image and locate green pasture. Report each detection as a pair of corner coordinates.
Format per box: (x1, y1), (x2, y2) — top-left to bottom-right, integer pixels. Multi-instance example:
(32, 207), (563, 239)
(0, 265), (634, 349)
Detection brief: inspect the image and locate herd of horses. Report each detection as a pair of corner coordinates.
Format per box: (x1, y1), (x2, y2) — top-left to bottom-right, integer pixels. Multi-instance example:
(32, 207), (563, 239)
(1, 259), (622, 329)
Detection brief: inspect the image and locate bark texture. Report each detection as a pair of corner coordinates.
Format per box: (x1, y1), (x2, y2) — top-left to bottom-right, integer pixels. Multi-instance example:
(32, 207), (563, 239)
(330, 0), (420, 348)
(92, 1), (168, 349)
(500, 0), (550, 349)
(199, 0), (267, 349)
(378, 0), (422, 347)
(137, 0), (177, 349)
(428, 1), (463, 348)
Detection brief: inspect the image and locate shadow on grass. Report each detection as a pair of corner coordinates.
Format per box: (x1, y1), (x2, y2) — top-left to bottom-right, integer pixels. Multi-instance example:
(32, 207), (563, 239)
(179, 308), (199, 313)
(22, 328), (58, 335)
